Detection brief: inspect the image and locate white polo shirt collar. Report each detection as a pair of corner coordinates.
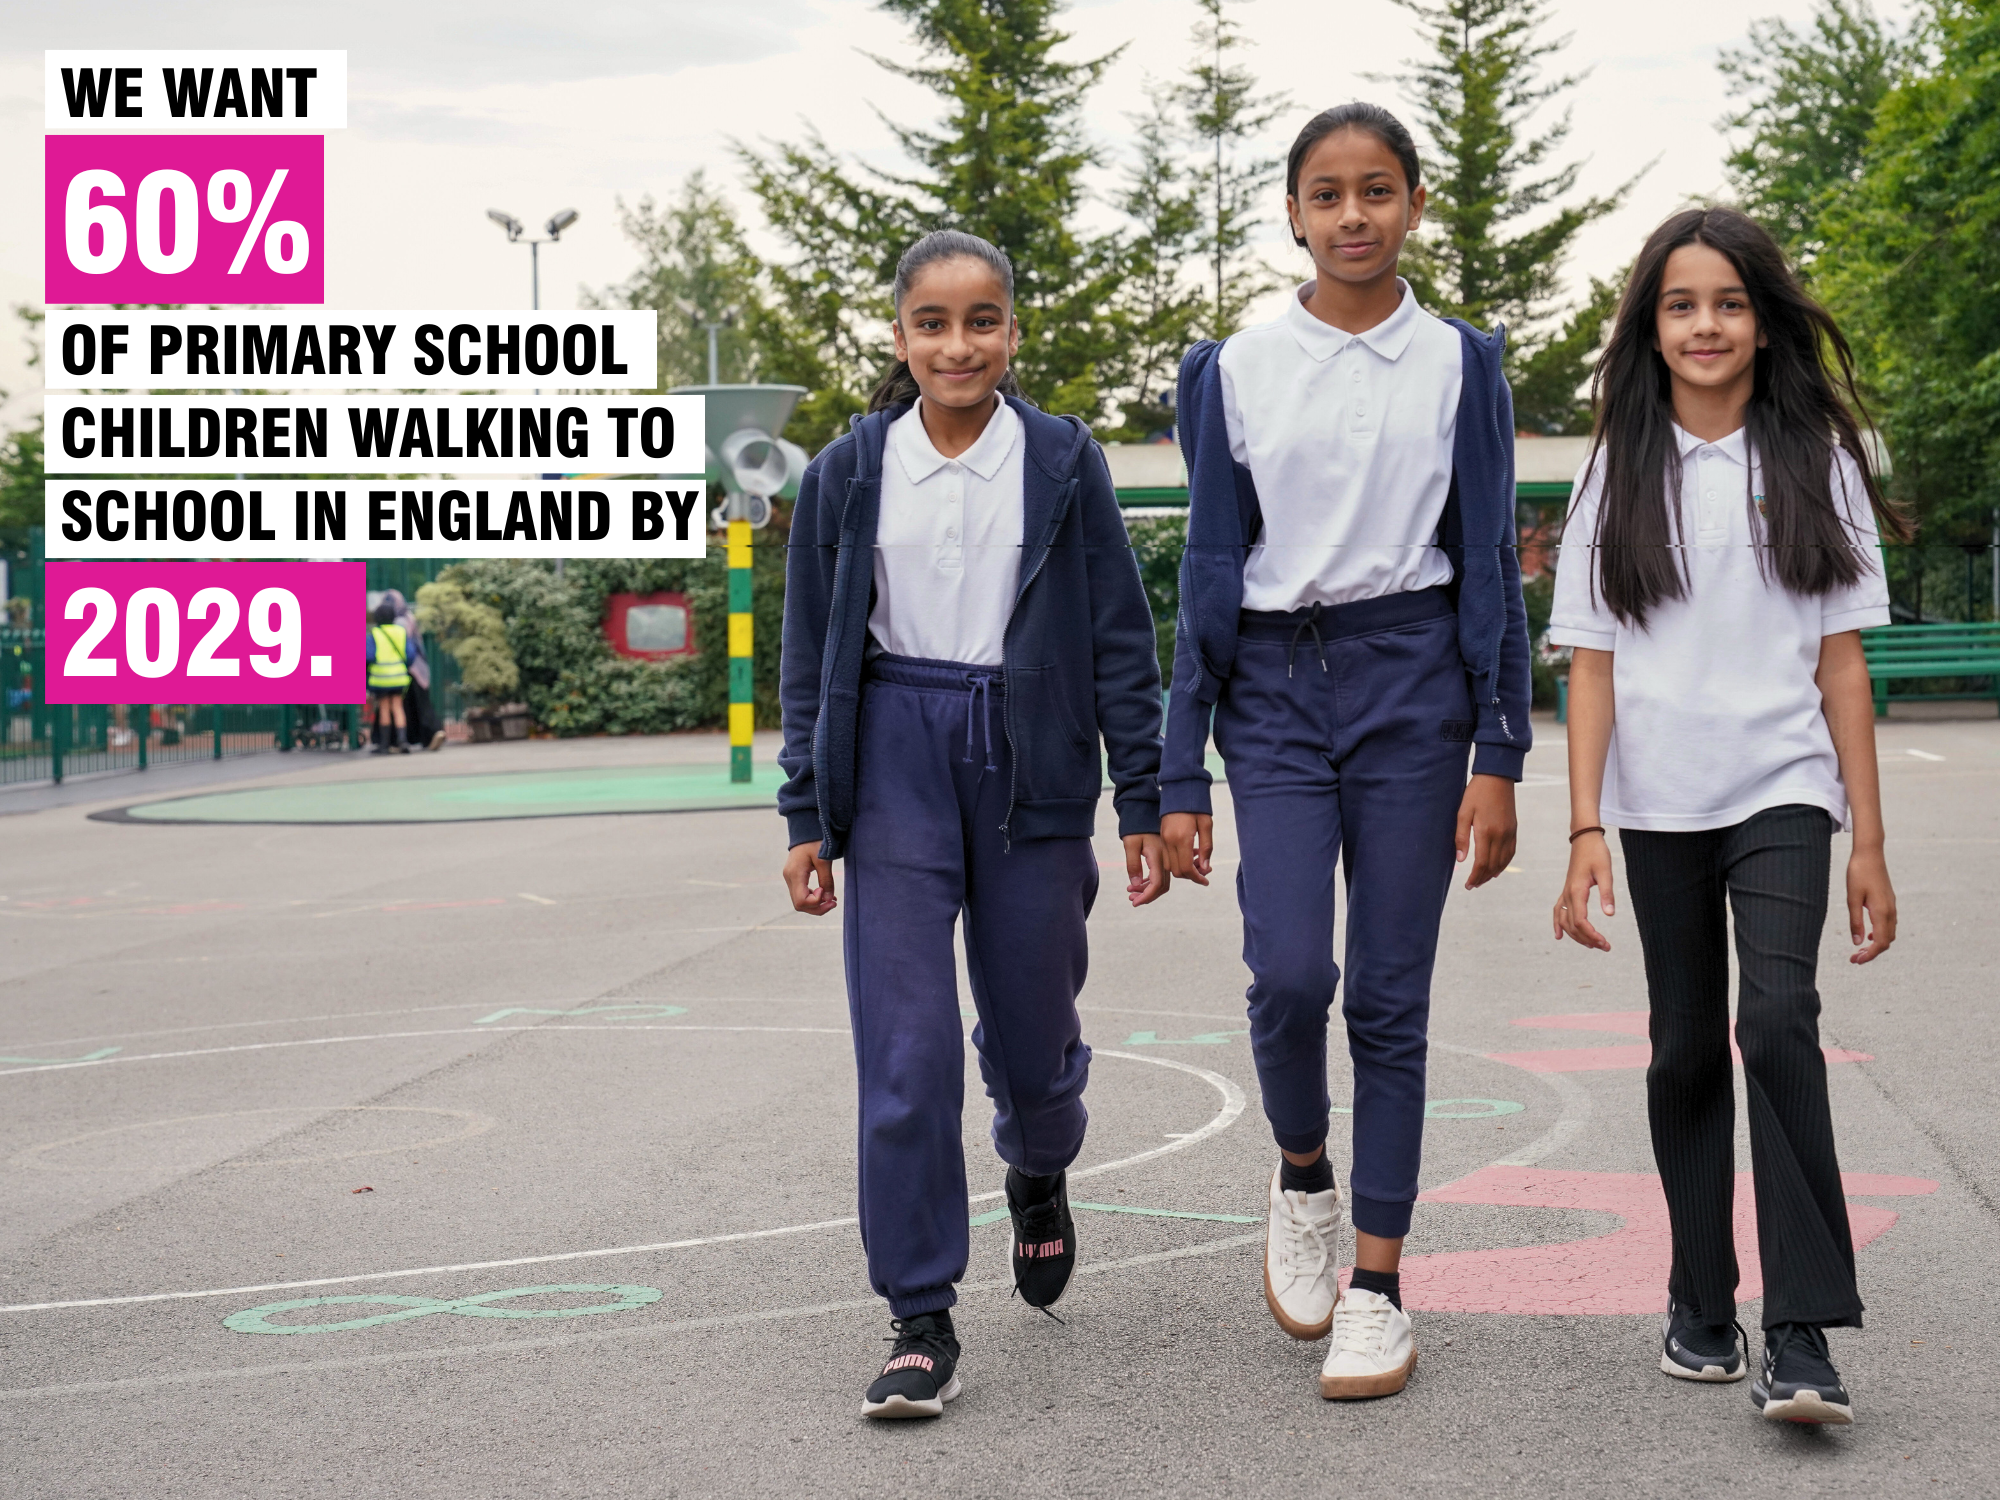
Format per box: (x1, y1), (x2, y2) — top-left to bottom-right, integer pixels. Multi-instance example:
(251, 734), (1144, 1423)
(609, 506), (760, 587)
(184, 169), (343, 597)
(893, 397), (1018, 485)
(1284, 278), (1422, 364)
(1675, 423), (1750, 466)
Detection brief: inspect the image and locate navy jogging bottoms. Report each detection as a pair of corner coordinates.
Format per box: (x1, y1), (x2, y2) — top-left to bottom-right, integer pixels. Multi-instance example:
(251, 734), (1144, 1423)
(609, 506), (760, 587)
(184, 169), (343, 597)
(1216, 587), (1472, 1239)
(842, 653), (1098, 1317)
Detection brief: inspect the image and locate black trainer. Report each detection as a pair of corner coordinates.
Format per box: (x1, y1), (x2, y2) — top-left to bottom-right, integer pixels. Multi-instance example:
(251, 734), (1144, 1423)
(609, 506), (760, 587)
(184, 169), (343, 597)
(861, 1312), (961, 1419)
(1660, 1298), (1747, 1382)
(1006, 1167), (1076, 1309)
(1752, 1322), (1854, 1424)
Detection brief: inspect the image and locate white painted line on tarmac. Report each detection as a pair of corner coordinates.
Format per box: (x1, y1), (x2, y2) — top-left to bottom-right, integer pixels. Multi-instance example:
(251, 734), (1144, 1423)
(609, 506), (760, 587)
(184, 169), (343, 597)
(0, 1026), (852, 1078)
(1431, 1037), (1593, 1169)
(0, 1049), (1244, 1315)
(1906, 748), (1946, 762)
(0, 1232), (1265, 1402)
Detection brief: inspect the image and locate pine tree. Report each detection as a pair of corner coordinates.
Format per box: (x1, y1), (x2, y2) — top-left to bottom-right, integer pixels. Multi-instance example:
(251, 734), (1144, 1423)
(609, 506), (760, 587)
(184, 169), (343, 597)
(1380, 0), (1639, 433)
(1173, 0), (1288, 338)
(1719, 0), (1910, 263)
(1104, 91), (1207, 441)
(739, 0), (1124, 427)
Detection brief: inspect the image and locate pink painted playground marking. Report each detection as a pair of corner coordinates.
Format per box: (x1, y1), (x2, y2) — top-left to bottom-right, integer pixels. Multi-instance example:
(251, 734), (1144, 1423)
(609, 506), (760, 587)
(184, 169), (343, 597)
(1486, 1011), (1873, 1074)
(1387, 1168), (1936, 1315)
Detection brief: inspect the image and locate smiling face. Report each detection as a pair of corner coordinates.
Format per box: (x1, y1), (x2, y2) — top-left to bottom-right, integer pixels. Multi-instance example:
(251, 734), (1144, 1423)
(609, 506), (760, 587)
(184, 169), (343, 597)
(1653, 242), (1765, 395)
(890, 256), (1020, 412)
(1286, 127), (1425, 288)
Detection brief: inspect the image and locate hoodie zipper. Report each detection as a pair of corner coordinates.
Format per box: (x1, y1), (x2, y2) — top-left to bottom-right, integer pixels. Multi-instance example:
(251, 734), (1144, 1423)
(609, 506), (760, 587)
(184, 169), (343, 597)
(999, 474), (1078, 850)
(1486, 326), (1511, 738)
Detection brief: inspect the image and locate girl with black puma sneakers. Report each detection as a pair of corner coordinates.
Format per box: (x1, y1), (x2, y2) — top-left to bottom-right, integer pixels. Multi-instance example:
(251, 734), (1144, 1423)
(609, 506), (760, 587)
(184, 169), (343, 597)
(777, 230), (1170, 1418)
(1552, 207), (1908, 1425)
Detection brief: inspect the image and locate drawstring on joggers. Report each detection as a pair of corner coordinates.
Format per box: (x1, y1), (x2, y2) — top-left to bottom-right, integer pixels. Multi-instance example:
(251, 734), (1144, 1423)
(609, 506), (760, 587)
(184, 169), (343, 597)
(963, 674), (999, 772)
(1287, 602), (1329, 678)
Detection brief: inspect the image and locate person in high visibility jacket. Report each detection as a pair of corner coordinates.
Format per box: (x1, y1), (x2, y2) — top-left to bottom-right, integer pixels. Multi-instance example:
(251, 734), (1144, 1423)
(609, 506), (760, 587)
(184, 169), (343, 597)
(366, 598), (413, 753)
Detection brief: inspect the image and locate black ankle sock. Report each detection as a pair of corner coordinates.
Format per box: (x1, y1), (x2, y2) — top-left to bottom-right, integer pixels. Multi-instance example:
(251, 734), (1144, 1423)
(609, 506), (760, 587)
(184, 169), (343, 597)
(1007, 1166), (1061, 1206)
(1349, 1267), (1402, 1309)
(1279, 1149), (1334, 1195)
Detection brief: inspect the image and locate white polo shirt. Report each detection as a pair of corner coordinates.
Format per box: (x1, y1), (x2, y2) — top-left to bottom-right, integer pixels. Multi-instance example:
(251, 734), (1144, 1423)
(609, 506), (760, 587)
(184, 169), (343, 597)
(868, 397), (1025, 667)
(1548, 425), (1890, 831)
(1219, 279), (1462, 612)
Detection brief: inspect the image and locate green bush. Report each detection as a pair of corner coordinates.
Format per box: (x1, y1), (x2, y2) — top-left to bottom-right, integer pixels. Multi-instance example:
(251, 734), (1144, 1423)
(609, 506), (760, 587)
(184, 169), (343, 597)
(437, 509), (789, 736)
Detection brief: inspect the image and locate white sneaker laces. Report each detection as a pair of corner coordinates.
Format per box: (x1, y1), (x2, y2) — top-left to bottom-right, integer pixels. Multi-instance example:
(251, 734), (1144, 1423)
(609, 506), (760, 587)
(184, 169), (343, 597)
(1275, 1196), (1335, 1284)
(1333, 1297), (1393, 1355)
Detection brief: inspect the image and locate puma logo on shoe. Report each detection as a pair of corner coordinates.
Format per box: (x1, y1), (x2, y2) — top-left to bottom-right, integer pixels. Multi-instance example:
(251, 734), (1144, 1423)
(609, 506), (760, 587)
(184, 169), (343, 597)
(1018, 1239), (1065, 1259)
(881, 1353), (935, 1374)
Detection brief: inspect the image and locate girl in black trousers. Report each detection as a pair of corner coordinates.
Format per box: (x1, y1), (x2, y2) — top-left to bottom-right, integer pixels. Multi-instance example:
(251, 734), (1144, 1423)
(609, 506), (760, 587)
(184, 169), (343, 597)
(1550, 207), (1908, 1425)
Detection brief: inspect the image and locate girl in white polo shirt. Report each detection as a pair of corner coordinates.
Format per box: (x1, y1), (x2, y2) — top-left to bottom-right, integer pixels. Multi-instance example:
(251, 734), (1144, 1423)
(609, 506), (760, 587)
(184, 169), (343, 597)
(1551, 206), (1910, 1426)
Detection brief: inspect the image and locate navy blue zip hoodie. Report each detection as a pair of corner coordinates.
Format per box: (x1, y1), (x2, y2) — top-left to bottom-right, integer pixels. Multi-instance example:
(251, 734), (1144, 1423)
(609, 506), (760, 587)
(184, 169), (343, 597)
(779, 397), (1163, 858)
(1160, 321), (1532, 816)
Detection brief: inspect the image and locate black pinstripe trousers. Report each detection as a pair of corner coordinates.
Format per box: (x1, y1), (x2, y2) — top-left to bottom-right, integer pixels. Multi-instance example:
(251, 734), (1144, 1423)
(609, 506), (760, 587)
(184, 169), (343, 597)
(1621, 803), (1863, 1331)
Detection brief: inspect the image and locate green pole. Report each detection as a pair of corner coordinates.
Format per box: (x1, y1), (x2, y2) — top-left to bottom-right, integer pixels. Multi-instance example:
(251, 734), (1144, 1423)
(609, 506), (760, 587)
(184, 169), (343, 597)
(50, 704), (66, 785)
(213, 703), (224, 759)
(135, 705), (148, 770)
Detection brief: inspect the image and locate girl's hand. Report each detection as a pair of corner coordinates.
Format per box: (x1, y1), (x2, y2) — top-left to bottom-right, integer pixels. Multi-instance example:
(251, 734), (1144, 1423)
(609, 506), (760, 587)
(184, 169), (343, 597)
(1847, 846), (1897, 963)
(1124, 833), (1172, 907)
(1554, 831), (1615, 951)
(1455, 774), (1518, 889)
(783, 841), (837, 916)
(1160, 812), (1213, 886)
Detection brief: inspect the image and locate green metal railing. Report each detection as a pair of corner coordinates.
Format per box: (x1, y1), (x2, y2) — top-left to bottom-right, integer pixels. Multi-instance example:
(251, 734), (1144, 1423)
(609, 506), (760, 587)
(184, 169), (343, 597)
(2, 631), (314, 786)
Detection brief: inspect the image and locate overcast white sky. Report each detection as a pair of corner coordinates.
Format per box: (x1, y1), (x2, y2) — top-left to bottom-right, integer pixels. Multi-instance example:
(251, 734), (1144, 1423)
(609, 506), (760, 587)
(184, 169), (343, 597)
(0, 0), (1913, 430)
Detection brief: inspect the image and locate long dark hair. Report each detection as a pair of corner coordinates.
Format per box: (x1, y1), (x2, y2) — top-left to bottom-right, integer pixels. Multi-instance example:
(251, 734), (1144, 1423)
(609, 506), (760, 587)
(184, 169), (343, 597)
(866, 229), (1027, 413)
(1582, 205), (1910, 626)
(1285, 103), (1422, 246)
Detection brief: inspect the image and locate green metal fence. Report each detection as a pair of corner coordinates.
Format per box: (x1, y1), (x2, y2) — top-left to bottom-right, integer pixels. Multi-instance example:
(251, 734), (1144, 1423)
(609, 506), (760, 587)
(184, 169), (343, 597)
(1, 627), (338, 786)
(0, 537), (468, 789)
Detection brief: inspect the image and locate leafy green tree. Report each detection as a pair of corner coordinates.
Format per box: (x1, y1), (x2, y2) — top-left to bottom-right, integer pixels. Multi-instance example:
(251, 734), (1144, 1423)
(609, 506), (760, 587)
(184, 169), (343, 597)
(1719, 0), (1912, 262)
(1817, 0), (2000, 541)
(0, 307), (45, 562)
(1380, 0), (1639, 433)
(590, 172), (771, 390)
(739, 0), (1124, 426)
(1173, 0), (1288, 338)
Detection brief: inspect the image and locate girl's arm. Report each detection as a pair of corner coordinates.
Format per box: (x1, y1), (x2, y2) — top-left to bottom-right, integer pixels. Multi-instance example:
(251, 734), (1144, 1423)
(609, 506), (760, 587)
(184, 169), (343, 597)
(1817, 629), (1897, 962)
(1555, 646), (1617, 950)
(778, 455), (838, 916)
(1077, 438), (1171, 906)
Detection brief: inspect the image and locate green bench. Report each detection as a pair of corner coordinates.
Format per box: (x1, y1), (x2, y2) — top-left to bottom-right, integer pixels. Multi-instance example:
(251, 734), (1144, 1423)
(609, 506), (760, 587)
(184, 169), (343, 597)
(1860, 621), (2000, 717)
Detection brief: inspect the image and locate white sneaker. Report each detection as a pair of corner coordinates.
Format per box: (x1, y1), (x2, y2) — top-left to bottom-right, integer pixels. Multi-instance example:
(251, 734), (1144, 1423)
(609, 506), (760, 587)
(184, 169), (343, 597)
(1319, 1286), (1417, 1399)
(1263, 1166), (1342, 1340)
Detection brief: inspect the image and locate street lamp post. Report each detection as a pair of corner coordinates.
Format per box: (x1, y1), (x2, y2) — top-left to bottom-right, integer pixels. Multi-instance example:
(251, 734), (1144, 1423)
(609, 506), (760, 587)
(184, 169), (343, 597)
(485, 207), (579, 311)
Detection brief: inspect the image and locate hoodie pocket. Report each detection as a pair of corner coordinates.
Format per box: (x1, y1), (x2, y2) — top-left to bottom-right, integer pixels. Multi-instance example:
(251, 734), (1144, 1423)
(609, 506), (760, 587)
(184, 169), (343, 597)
(1013, 666), (1097, 798)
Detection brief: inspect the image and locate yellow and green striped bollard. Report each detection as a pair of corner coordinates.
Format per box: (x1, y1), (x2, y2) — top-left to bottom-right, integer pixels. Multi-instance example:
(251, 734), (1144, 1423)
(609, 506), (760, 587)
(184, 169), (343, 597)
(727, 516), (754, 782)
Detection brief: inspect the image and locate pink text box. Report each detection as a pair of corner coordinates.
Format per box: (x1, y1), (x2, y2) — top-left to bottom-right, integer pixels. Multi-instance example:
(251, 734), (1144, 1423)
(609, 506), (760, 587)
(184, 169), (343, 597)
(46, 135), (324, 305)
(45, 561), (363, 705)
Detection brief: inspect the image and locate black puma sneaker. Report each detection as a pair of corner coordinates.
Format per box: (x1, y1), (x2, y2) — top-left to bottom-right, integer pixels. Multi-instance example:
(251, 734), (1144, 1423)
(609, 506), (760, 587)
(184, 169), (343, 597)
(1660, 1298), (1747, 1381)
(1752, 1323), (1854, 1424)
(1006, 1167), (1076, 1309)
(861, 1312), (961, 1419)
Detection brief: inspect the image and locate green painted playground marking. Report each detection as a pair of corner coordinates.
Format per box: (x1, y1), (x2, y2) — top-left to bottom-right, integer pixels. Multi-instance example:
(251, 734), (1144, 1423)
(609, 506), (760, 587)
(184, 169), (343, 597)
(223, 1283), (663, 1335)
(969, 1202), (1259, 1228)
(0, 1047), (120, 1065)
(113, 763), (790, 825)
(1120, 1029), (1247, 1046)
(107, 751), (1233, 827)
(475, 1004), (688, 1024)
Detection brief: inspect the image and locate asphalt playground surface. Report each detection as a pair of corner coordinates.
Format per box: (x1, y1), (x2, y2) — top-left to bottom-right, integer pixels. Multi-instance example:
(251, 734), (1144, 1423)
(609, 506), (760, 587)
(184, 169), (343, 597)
(2, 718), (1996, 1498)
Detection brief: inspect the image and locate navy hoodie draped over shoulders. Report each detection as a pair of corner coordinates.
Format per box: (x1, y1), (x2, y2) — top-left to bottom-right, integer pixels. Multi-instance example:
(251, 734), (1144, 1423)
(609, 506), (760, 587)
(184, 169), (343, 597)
(778, 396), (1164, 858)
(1160, 320), (1532, 816)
